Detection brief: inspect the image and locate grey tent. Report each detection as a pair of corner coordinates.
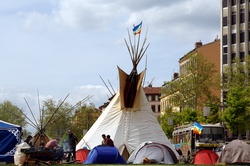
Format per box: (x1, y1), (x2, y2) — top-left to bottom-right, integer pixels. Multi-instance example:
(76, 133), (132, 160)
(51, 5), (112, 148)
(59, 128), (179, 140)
(218, 139), (250, 164)
(127, 141), (178, 164)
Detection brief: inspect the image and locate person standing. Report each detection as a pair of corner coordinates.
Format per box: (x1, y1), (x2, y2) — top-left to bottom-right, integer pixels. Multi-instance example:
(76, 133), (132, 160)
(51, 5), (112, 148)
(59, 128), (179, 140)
(106, 135), (114, 147)
(67, 130), (78, 162)
(101, 134), (107, 145)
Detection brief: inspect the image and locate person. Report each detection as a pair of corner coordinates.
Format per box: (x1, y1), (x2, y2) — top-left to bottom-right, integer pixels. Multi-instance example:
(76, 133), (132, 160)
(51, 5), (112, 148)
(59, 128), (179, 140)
(101, 134), (107, 145)
(176, 148), (183, 156)
(106, 135), (114, 147)
(45, 139), (60, 149)
(67, 130), (78, 162)
(24, 135), (33, 146)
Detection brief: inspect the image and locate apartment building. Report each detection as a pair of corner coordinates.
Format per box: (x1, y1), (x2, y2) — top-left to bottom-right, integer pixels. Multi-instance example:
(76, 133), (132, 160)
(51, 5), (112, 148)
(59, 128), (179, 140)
(161, 40), (220, 113)
(143, 86), (161, 117)
(221, 0), (249, 101)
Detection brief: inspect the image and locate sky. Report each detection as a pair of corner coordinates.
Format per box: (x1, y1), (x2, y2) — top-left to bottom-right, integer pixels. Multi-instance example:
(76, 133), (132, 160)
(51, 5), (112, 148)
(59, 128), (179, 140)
(0, 0), (220, 133)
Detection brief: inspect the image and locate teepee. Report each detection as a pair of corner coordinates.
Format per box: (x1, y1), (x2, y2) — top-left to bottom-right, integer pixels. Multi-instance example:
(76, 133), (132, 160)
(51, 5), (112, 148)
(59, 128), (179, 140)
(76, 22), (178, 160)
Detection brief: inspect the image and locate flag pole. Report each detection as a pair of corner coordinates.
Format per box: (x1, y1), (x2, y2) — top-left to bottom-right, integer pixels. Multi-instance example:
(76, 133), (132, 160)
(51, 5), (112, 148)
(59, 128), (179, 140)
(134, 33), (136, 66)
(135, 28), (141, 65)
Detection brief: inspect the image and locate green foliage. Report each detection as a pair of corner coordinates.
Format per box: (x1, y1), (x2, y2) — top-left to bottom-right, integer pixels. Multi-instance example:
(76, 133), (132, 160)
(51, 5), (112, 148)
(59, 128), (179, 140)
(159, 107), (175, 138)
(160, 54), (221, 137)
(222, 58), (250, 137)
(178, 54), (220, 110)
(41, 99), (73, 140)
(159, 107), (198, 138)
(222, 86), (250, 137)
(0, 100), (27, 127)
(31, 98), (101, 142)
(162, 54), (220, 125)
(71, 103), (101, 139)
(181, 108), (198, 124)
(198, 103), (221, 124)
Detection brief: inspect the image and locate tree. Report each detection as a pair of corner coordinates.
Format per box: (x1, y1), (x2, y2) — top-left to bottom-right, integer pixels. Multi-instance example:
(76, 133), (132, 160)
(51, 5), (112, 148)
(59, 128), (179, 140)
(40, 99), (73, 139)
(181, 108), (198, 124)
(71, 103), (101, 139)
(0, 100), (27, 127)
(159, 107), (197, 138)
(222, 58), (250, 138)
(0, 100), (31, 138)
(222, 86), (250, 138)
(179, 54), (220, 112)
(159, 107), (176, 138)
(161, 54), (221, 123)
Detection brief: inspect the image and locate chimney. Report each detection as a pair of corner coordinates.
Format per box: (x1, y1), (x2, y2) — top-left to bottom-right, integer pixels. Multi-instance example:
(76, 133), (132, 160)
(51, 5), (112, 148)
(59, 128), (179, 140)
(173, 72), (179, 79)
(195, 41), (202, 48)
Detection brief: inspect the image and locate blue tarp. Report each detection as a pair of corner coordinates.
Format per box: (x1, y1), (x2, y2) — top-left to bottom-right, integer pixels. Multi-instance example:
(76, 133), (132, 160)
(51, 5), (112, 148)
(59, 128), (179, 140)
(83, 145), (127, 164)
(0, 120), (22, 163)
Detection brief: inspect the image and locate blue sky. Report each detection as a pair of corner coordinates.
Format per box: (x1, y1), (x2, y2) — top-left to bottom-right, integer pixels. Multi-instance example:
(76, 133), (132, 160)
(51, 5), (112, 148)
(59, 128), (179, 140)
(0, 0), (220, 132)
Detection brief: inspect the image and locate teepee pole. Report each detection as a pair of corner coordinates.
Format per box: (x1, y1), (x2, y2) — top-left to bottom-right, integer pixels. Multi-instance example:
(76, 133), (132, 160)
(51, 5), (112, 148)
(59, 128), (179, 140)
(124, 29), (133, 60)
(108, 79), (116, 95)
(134, 34), (136, 64)
(16, 107), (40, 131)
(24, 97), (40, 129)
(100, 75), (113, 97)
(124, 39), (133, 63)
(137, 43), (150, 64)
(143, 54), (148, 87)
(136, 27), (149, 65)
(37, 90), (44, 131)
(135, 31), (141, 65)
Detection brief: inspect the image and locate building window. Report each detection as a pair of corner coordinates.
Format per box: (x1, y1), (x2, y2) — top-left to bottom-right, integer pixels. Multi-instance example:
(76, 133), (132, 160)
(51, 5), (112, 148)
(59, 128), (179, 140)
(223, 47), (228, 54)
(232, 14), (236, 25)
(240, 52), (245, 61)
(231, 33), (236, 44)
(231, 53), (236, 63)
(222, 0), (227, 7)
(240, 32), (245, 43)
(223, 54), (228, 64)
(240, 0), (245, 4)
(223, 35), (227, 45)
(231, 0), (236, 6)
(223, 16), (227, 27)
(151, 105), (155, 112)
(151, 95), (155, 101)
(158, 105), (160, 113)
(240, 13), (245, 23)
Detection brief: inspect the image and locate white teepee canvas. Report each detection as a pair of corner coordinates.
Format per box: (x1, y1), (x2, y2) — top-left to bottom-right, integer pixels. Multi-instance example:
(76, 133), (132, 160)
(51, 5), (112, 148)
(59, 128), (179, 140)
(76, 24), (178, 160)
(76, 69), (178, 160)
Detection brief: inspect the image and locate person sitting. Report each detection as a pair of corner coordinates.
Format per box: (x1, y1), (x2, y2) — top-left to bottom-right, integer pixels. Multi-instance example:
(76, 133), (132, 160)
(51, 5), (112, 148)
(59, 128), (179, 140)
(45, 139), (60, 149)
(106, 135), (114, 147)
(101, 134), (107, 145)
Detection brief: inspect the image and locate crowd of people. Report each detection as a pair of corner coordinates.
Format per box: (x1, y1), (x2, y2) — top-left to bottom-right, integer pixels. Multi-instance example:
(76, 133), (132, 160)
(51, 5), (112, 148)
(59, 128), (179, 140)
(23, 131), (116, 162)
(23, 129), (79, 162)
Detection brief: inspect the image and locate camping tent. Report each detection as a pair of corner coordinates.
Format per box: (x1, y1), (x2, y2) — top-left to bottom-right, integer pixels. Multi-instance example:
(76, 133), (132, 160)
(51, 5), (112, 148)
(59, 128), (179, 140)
(76, 148), (90, 163)
(218, 139), (250, 164)
(76, 25), (178, 161)
(0, 120), (22, 163)
(127, 141), (178, 164)
(83, 145), (127, 164)
(194, 149), (218, 165)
